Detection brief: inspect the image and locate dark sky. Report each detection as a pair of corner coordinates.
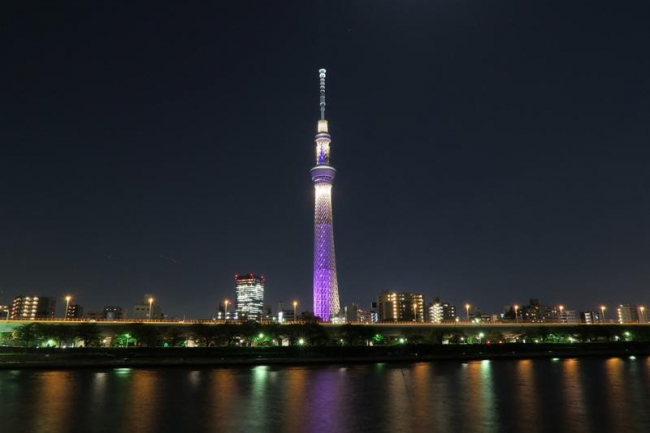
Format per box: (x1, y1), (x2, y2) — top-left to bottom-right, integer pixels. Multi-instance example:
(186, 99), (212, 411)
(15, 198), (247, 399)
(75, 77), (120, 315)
(2, 1), (649, 318)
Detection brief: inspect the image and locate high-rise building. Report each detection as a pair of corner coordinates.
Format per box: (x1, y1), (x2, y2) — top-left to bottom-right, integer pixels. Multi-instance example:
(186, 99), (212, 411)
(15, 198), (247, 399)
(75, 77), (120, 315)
(0, 304), (9, 319)
(377, 291), (425, 322)
(235, 274), (265, 321)
(311, 69), (341, 322)
(10, 296), (56, 320)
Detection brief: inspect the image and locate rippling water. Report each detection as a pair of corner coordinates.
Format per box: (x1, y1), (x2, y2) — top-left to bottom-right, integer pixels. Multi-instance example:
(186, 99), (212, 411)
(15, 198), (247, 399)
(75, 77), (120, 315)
(1, 357), (649, 433)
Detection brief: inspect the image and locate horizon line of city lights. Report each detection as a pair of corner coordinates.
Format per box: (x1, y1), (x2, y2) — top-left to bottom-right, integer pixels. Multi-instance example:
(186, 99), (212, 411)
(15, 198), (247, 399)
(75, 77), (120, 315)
(3, 292), (649, 324)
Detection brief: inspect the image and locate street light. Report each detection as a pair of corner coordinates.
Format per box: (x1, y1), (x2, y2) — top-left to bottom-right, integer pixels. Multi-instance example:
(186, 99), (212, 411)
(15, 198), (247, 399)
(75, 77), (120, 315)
(224, 299), (230, 320)
(293, 300), (298, 322)
(514, 305), (519, 324)
(148, 297), (154, 320)
(465, 304), (471, 323)
(640, 306), (646, 323)
(600, 305), (606, 324)
(559, 305), (564, 323)
(64, 296), (72, 320)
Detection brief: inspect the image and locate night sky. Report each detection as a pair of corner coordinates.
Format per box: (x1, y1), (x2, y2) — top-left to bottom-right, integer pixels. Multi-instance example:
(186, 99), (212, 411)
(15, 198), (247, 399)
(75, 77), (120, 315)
(2, 2), (649, 318)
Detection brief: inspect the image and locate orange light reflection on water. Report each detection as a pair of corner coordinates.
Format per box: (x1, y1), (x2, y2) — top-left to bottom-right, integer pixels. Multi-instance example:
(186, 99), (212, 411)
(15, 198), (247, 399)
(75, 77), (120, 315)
(604, 357), (632, 431)
(515, 359), (541, 433)
(410, 362), (433, 431)
(282, 367), (308, 432)
(560, 359), (590, 433)
(464, 360), (497, 433)
(33, 371), (74, 433)
(121, 370), (159, 433)
(210, 368), (237, 431)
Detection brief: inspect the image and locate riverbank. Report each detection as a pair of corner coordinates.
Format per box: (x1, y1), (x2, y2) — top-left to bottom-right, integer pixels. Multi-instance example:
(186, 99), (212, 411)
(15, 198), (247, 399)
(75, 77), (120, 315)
(2, 342), (649, 369)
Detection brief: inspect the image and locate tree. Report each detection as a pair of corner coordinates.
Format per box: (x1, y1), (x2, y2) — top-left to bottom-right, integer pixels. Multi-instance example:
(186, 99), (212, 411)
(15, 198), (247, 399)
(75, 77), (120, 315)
(15, 323), (43, 347)
(429, 329), (446, 345)
(75, 323), (102, 347)
(189, 324), (216, 347)
(337, 324), (375, 346)
(282, 324), (304, 346)
(485, 330), (504, 344)
(49, 325), (75, 348)
(0, 332), (14, 346)
(402, 329), (425, 344)
(126, 323), (161, 347)
(260, 323), (283, 346)
(161, 326), (186, 347)
(302, 323), (329, 346)
(231, 321), (264, 346)
(445, 330), (467, 344)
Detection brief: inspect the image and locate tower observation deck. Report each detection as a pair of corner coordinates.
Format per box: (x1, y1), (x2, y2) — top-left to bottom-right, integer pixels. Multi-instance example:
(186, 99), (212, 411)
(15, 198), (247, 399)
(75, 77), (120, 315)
(311, 68), (340, 321)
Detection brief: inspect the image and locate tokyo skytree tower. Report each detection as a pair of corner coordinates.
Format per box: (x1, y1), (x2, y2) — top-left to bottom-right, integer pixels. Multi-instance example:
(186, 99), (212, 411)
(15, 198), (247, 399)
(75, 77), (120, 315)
(311, 68), (340, 321)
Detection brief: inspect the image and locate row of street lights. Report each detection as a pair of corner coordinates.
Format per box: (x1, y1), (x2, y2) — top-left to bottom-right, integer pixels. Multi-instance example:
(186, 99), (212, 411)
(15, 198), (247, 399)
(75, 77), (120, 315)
(60, 294), (643, 324)
(462, 302), (643, 324)
(62, 295), (156, 320)
(63, 294), (304, 322)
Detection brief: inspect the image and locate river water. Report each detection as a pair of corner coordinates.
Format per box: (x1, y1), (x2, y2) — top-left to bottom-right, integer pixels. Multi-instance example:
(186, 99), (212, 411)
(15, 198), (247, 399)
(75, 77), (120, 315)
(1, 356), (649, 433)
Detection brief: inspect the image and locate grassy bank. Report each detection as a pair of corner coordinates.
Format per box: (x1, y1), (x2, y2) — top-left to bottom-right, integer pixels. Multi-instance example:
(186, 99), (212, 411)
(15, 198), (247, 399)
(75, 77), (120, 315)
(1, 342), (649, 369)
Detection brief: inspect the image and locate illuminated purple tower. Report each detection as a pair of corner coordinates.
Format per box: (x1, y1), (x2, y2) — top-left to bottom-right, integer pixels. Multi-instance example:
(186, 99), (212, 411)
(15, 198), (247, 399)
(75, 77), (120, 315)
(311, 68), (340, 321)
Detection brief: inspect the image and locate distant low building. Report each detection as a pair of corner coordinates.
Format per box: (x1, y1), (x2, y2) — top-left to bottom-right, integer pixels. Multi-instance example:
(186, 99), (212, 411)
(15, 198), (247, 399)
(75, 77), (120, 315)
(561, 309), (579, 323)
(103, 306), (124, 320)
(357, 307), (372, 323)
(580, 311), (603, 324)
(343, 303), (360, 322)
(377, 291), (425, 322)
(617, 304), (640, 324)
(518, 299), (565, 323)
(85, 311), (103, 321)
(370, 302), (378, 323)
(66, 304), (84, 319)
(428, 298), (457, 323)
(133, 295), (163, 320)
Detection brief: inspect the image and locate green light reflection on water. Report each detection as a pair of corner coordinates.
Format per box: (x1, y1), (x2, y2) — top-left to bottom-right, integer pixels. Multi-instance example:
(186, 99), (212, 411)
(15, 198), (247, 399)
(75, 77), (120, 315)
(249, 365), (269, 430)
(479, 359), (496, 433)
(252, 365), (269, 394)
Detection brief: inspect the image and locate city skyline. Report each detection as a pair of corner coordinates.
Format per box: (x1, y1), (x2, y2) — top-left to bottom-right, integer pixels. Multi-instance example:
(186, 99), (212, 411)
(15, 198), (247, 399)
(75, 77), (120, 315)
(4, 287), (649, 324)
(2, 3), (649, 318)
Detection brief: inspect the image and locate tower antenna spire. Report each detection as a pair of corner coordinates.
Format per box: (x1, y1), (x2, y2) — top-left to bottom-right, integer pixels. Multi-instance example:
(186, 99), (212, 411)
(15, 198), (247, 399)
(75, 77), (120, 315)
(319, 68), (326, 120)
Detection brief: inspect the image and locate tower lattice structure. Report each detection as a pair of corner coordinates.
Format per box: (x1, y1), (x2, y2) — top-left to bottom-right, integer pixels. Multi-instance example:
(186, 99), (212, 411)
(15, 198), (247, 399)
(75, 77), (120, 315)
(311, 68), (340, 321)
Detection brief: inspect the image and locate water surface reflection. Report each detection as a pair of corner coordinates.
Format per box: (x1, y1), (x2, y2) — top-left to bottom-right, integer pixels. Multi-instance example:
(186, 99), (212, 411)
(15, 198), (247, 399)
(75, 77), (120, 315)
(0, 357), (649, 433)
